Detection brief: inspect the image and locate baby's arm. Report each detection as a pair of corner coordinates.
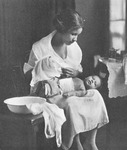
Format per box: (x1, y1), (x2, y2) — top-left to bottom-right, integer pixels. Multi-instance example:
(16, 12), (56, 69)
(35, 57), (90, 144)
(63, 90), (86, 97)
(47, 94), (63, 104)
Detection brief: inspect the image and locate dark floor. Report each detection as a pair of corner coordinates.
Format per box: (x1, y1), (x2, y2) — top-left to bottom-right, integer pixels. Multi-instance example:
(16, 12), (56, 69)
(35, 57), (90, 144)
(96, 96), (127, 150)
(108, 120), (127, 150)
(97, 120), (127, 150)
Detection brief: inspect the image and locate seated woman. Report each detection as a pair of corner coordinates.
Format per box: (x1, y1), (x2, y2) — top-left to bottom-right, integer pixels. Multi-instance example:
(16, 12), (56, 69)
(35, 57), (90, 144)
(30, 55), (102, 98)
(24, 9), (109, 150)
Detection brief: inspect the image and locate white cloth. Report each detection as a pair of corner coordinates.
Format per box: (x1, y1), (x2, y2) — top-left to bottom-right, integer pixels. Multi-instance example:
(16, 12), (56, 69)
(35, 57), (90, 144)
(106, 61), (127, 98)
(59, 78), (75, 93)
(31, 56), (62, 86)
(49, 89), (109, 150)
(123, 56), (127, 84)
(26, 102), (66, 147)
(23, 30), (83, 86)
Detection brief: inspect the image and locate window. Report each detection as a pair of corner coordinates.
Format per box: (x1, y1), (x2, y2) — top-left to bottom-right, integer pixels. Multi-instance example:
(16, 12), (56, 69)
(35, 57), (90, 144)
(109, 0), (126, 53)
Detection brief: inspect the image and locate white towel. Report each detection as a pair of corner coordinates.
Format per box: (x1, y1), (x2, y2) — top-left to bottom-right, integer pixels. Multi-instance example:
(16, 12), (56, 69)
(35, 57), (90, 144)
(30, 56), (62, 86)
(26, 102), (66, 147)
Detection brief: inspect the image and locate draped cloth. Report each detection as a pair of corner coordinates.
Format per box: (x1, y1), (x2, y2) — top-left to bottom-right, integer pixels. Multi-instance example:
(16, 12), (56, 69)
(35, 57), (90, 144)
(106, 61), (127, 98)
(48, 89), (109, 150)
(99, 57), (127, 98)
(26, 102), (66, 147)
(123, 56), (127, 84)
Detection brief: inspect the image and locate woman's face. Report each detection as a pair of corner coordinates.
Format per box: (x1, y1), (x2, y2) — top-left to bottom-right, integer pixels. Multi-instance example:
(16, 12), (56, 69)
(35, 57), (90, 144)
(62, 28), (83, 45)
(84, 75), (101, 89)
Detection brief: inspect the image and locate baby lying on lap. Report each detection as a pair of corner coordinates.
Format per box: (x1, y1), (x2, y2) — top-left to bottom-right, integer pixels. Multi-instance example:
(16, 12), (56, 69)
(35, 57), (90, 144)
(60, 76), (101, 97)
(33, 75), (101, 98)
(31, 55), (101, 98)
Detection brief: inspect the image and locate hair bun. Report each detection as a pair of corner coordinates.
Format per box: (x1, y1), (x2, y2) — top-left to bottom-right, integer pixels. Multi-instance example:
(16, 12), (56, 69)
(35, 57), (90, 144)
(53, 9), (84, 33)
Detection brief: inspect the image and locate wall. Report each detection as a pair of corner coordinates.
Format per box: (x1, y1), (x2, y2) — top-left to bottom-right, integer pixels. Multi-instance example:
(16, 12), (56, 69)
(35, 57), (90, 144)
(75, 0), (109, 77)
(0, 0), (75, 68)
(0, 0), (55, 68)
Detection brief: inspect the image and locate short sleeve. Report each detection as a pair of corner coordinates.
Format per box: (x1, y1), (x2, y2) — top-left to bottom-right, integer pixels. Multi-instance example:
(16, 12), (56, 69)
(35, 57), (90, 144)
(23, 49), (38, 74)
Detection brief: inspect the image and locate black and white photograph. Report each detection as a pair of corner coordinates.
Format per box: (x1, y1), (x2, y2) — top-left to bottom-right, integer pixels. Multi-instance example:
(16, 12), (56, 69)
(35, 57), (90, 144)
(0, 0), (126, 150)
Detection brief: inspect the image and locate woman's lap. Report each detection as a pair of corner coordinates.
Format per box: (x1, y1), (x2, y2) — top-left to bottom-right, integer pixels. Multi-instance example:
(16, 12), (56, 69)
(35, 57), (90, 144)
(49, 89), (109, 149)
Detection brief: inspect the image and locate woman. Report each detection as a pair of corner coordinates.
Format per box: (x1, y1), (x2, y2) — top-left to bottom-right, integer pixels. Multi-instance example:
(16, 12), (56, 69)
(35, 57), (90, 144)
(24, 9), (83, 86)
(24, 9), (109, 150)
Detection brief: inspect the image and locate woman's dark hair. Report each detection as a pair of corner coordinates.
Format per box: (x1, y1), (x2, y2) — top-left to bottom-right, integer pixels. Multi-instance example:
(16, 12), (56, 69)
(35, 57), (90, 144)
(53, 9), (84, 33)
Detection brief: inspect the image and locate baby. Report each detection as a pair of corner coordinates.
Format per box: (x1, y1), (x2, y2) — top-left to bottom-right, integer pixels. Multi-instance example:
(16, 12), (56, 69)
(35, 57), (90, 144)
(33, 75), (101, 98)
(62, 75), (101, 97)
(31, 56), (101, 98)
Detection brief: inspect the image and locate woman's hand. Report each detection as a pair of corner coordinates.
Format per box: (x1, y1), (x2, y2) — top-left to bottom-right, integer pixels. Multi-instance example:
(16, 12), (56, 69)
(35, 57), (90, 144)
(62, 68), (79, 78)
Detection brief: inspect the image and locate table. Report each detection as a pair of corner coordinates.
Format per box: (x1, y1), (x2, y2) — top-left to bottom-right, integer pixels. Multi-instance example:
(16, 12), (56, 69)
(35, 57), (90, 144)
(0, 109), (57, 150)
(99, 57), (127, 98)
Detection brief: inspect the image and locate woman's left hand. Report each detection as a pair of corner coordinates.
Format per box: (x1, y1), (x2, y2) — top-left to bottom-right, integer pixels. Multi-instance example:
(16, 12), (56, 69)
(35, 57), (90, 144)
(62, 68), (79, 78)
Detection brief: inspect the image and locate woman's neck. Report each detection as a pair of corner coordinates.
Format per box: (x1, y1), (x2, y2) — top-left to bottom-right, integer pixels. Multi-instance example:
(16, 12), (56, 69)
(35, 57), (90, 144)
(52, 32), (64, 47)
(51, 32), (67, 59)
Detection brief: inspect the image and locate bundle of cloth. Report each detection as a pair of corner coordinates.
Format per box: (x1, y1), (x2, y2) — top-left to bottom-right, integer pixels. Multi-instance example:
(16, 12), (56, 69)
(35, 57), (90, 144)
(26, 101), (66, 147)
(30, 55), (73, 87)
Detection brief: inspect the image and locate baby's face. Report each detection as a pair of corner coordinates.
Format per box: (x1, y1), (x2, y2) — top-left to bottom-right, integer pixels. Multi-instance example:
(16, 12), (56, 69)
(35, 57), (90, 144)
(84, 75), (101, 89)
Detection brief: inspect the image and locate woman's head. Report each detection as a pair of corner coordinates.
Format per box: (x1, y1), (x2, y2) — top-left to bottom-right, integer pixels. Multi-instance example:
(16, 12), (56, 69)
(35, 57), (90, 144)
(84, 75), (102, 89)
(53, 9), (84, 33)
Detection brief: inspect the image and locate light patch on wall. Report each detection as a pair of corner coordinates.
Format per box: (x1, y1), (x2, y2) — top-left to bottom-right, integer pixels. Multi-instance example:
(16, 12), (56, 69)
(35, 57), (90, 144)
(109, 0), (126, 52)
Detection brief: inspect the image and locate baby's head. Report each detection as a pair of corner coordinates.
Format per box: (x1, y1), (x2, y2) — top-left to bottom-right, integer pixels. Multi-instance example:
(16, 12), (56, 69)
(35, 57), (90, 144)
(84, 75), (102, 89)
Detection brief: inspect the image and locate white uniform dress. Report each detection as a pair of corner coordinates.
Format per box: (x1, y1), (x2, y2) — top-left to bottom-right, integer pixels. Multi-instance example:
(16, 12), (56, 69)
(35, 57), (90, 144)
(24, 30), (83, 86)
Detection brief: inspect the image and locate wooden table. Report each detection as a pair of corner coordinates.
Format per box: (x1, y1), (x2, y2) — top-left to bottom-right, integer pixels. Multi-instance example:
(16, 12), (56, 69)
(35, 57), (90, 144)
(0, 109), (57, 150)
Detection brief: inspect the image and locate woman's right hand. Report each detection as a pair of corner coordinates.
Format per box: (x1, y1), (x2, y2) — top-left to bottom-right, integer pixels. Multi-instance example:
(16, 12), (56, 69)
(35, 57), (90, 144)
(62, 68), (79, 78)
